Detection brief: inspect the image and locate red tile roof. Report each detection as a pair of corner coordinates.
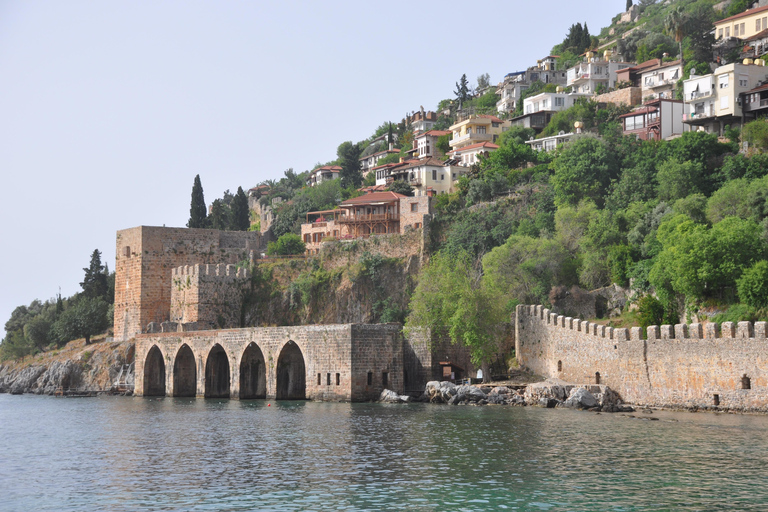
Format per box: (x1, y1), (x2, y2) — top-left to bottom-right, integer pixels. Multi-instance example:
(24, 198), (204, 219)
(448, 142), (500, 154)
(419, 130), (451, 138)
(341, 191), (406, 205)
(391, 157), (446, 172)
(744, 82), (768, 94)
(477, 115), (504, 123)
(716, 4), (768, 25)
(745, 28), (768, 41)
(310, 165), (341, 174)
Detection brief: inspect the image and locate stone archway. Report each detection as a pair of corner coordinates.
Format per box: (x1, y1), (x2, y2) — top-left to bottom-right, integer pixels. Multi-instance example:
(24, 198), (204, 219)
(173, 344), (196, 397)
(205, 344), (231, 398)
(240, 342), (266, 399)
(276, 340), (306, 400)
(143, 345), (166, 396)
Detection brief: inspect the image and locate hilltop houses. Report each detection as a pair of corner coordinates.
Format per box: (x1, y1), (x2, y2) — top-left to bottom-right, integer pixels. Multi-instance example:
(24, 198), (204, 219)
(306, 165), (342, 187)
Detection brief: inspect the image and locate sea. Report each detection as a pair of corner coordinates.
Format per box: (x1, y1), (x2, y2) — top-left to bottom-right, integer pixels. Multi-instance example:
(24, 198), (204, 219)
(1, 394), (767, 511)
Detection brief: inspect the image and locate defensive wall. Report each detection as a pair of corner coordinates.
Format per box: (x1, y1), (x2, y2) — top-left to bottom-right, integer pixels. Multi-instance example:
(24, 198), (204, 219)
(516, 304), (768, 411)
(115, 226), (260, 341)
(135, 324), (404, 401)
(170, 263), (251, 330)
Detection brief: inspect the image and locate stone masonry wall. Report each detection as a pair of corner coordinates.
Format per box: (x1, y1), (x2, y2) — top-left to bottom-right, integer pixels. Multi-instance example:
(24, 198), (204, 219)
(516, 304), (768, 411)
(170, 263), (251, 329)
(595, 86), (642, 107)
(114, 226), (260, 341)
(134, 323), (404, 401)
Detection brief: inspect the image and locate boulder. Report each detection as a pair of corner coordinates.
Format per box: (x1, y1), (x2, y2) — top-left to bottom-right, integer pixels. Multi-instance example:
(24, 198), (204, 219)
(564, 387), (599, 409)
(379, 389), (411, 403)
(425, 380), (457, 403)
(524, 379), (574, 405)
(490, 386), (510, 395)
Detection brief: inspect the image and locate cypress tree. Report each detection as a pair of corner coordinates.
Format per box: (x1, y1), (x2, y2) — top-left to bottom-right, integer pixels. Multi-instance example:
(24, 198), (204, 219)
(626, 0), (632, 11)
(81, 249), (108, 299)
(188, 174), (208, 228)
(230, 186), (250, 231)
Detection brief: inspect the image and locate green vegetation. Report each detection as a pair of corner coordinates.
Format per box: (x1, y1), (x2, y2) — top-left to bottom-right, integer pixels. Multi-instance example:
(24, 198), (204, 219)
(188, 174), (207, 228)
(267, 233), (306, 256)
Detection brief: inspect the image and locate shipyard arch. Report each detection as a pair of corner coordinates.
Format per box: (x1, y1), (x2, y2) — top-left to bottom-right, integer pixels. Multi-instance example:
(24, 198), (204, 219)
(205, 344), (231, 398)
(143, 345), (166, 396)
(275, 340), (306, 400)
(239, 342), (266, 399)
(173, 344), (197, 397)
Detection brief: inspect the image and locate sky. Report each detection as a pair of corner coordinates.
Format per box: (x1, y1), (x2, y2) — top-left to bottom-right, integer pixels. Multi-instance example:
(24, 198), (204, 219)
(0, 0), (627, 337)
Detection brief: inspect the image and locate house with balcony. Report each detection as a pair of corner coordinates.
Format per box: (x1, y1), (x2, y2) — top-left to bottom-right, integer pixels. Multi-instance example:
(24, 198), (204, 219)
(448, 115), (510, 151)
(447, 141), (499, 167)
(635, 60), (683, 101)
(360, 148), (400, 175)
(300, 192), (432, 253)
(525, 132), (574, 152)
(522, 90), (590, 115)
(387, 157), (467, 196)
(306, 165), (342, 187)
(373, 162), (405, 186)
(410, 108), (438, 135)
(495, 57), (568, 114)
(739, 81), (768, 120)
(683, 61), (768, 134)
(566, 55), (632, 95)
(620, 98), (685, 141)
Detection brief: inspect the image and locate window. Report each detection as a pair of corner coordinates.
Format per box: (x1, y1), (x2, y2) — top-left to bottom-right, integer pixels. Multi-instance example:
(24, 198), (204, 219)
(367, 372), (372, 386)
(645, 76), (654, 86)
(327, 373), (331, 385)
(123, 246), (131, 258)
(742, 374), (751, 390)
(719, 75), (729, 89)
(492, 122), (500, 128)
(595, 372), (601, 385)
(557, 360), (562, 372)
(555, 97), (564, 107)
(735, 23), (740, 37)
(721, 95), (729, 109)
(336, 373), (340, 386)
(542, 99), (548, 109)
(739, 75), (749, 87)
(440, 174), (444, 180)
(718, 28), (723, 39)
(533, 101), (540, 112)
(741, 22), (745, 35)
(757, 19), (761, 32)
(432, 169), (437, 180)
(476, 126), (486, 134)
(410, 203), (418, 212)
(382, 371), (389, 388)
(317, 373), (321, 385)
(726, 27), (730, 38)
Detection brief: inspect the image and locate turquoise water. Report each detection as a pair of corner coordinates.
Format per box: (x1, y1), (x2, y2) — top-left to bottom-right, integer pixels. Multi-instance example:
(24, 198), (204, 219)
(1, 395), (767, 511)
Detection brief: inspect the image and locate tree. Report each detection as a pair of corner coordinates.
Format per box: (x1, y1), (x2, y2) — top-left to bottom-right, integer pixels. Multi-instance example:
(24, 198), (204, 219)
(551, 137), (617, 208)
(405, 251), (507, 378)
(188, 174), (208, 228)
(24, 316), (52, 351)
(454, 74), (469, 105)
(476, 73), (491, 90)
(436, 134), (452, 156)
(664, 6), (685, 62)
(267, 233), (306, 256)
(52, 297), (110, 345)
(656, 158), (704, 202)
(738, 260), (768, 309)
(626, 0), (633, 11)
(230, 186), (250, 231)
(337, 141), (363, 189)
(208, 199), (230, 230)
(387, 180), (413, 196)
(80, 249), (108, 300)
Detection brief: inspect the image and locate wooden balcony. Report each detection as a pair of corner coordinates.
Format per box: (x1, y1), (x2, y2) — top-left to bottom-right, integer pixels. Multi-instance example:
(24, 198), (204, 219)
(338, 213), (399, 224)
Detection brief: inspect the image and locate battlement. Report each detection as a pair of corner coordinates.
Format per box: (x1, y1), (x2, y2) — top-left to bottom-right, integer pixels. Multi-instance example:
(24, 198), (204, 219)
(520, 304), (767, 342)
(172, 264), (250, 279)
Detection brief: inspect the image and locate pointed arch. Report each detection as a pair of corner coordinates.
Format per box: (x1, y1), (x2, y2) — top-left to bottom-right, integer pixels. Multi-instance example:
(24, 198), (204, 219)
(173, 344), (196, 397)
(240, 342), (266, 399)
(205, 344), (231, 398)
(143, 345), (166, 396)
(276, 340), (306, 400)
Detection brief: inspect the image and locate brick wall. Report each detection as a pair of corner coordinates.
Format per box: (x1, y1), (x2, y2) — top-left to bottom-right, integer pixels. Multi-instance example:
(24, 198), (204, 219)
(114, 226), (260, 341)
(170, 263), (251, 329)
(516, 304), (768, 411)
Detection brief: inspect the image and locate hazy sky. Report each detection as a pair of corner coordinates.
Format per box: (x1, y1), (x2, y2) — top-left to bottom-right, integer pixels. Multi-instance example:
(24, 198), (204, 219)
(0, 0), (626, 336)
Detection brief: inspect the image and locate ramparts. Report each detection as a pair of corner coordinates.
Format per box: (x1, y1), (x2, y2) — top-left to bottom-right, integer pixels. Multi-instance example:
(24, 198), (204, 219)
(516, 304), (768, 411)
(170, 264), (251, 330)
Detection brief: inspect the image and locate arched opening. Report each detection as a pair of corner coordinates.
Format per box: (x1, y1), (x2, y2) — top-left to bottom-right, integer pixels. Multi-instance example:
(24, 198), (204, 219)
(143, 345), (165, 396)
(742, 374), (751, 390)
(276, 340), (306, 400)
(239, 343), (266, 399)
(595, 372), (601, 385)
(205, 344), (231, 398)
(557, 360), (562, 372)
(173, 344), (196, 397)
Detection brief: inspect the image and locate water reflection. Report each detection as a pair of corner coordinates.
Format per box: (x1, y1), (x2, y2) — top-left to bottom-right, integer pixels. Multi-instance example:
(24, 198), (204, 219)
(2, 395), (768, 511)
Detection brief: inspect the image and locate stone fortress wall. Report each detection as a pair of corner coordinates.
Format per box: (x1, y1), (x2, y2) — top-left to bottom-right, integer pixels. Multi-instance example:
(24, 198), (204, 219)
(114, 226), (261, 341)
(516, 304), (768, 411)
(170, 263), (251, 330)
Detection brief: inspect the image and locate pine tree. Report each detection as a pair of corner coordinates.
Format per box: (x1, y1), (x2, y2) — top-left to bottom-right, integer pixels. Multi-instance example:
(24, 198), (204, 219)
(188, 174), (208, 228)
(81, 249), (108, 299)
(454, 74), (469, 105)
(230, 186), (250, 231)
(581, 23), (592, 52)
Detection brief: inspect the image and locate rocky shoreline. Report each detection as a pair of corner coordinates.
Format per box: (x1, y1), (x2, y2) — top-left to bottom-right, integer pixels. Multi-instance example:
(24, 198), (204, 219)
(381, 379), (635, 413)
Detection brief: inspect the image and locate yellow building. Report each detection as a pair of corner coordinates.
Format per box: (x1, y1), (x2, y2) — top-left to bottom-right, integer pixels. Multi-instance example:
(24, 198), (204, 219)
(715, 5), (768, 41)
(448, 114), (510, 151)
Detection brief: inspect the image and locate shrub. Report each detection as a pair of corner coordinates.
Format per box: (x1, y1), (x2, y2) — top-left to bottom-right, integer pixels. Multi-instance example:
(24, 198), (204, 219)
(267, 233), (306, 256)
(737, 260), (768, 309)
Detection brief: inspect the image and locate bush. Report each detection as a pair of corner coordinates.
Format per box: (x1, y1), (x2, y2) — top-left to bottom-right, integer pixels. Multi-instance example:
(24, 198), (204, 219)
(637, 295), (664, 329)
(737, 260), (768, 309)
(267, 233), (306, 256)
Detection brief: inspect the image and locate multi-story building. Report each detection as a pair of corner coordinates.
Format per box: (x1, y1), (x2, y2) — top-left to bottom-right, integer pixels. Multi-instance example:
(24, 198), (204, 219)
(566, 53), (633, 94)
(413, 130), (450, 159)
(306, 165), (342, 187)
(495, 56), (568, 114)
(639, 60), (683, 101)
(360, 149), (399, 175)
(410, 108), (438, 134)
(620, 98), (685, 141)
(683, 61), (768, 134)
(387, 157), (468, 196)
(525, 132), (574, 152)
(523, 90), (590, 115)
(740, 80), (768, 121)
(448, 114), (510, 151)
(715, 5), (768, 42)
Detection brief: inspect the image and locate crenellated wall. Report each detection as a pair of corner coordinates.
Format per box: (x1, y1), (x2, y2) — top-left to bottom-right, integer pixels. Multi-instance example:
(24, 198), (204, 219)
(170, 263), (251, 329)
(516, 304), (768, 411)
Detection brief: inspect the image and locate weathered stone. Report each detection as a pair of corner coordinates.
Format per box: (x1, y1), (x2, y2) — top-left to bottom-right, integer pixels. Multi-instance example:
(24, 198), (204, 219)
(564, 388), (599, 409)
